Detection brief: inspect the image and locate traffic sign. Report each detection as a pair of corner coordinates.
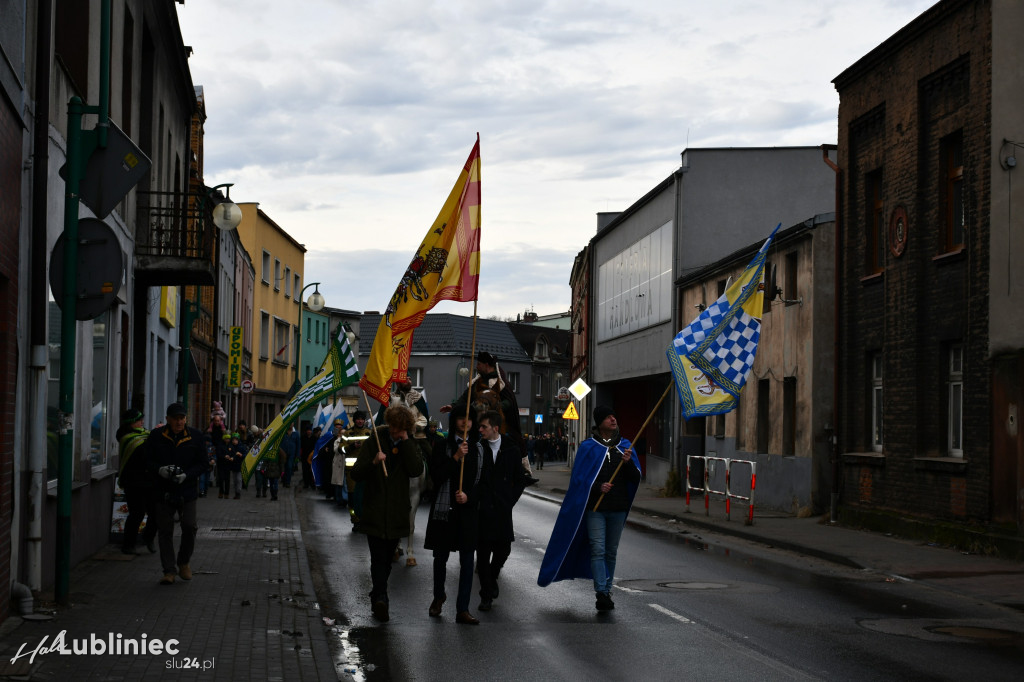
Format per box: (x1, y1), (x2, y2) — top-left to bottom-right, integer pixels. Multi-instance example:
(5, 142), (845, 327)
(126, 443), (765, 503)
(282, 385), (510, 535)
(568, 378), (591, 400)
(562, 403), (579, 420)
(241, 378), (254, 394)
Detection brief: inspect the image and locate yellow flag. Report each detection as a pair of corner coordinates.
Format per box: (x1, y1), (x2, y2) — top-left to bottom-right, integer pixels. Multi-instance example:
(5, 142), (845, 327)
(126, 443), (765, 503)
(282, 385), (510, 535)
(359, 138), (481, 404)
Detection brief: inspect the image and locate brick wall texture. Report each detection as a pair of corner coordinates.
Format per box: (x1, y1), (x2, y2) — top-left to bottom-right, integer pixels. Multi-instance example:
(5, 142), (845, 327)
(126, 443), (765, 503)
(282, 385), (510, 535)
(835, 0), (994, 523)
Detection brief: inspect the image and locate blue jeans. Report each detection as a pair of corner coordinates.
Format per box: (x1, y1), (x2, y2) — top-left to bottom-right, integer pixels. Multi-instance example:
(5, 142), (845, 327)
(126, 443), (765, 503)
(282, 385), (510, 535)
(585, 510), (627, 594)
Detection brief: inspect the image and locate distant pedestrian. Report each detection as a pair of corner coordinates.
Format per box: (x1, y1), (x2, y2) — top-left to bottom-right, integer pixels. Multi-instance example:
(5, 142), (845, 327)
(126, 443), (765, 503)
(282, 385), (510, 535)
(537, 405), (640, 611)
(226, 432), (245, 499)
(350, 405), (424, 622)
(146, 401), (207, 585)
(280, 424), (300, 488)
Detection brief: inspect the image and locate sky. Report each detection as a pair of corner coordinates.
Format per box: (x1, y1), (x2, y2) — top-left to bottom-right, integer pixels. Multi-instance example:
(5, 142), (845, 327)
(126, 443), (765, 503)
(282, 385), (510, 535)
(177, 0), (936, 320)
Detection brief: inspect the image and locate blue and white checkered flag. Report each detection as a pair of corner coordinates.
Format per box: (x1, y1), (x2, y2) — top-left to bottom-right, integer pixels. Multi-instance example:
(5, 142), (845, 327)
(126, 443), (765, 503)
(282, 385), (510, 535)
(667, 225), (778, 418)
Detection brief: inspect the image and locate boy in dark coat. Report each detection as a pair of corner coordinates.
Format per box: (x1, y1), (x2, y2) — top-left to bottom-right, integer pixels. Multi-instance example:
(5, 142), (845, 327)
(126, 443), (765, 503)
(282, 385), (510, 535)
(351, 405), (424, 622)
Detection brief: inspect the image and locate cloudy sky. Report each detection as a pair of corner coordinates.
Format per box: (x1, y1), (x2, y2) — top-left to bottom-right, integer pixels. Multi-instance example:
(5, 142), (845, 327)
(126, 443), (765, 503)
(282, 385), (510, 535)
(177, 0), (934, 319)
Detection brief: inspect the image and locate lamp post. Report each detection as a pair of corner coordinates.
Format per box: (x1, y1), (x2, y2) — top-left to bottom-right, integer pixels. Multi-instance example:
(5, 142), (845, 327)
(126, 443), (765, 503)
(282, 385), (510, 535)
(292, 282), (325, 395)
(180, 184), (241, 415)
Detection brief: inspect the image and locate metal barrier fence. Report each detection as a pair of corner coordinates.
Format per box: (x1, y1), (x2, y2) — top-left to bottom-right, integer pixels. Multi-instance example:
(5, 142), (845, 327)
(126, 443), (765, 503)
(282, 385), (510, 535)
(685, 455), (757, 525)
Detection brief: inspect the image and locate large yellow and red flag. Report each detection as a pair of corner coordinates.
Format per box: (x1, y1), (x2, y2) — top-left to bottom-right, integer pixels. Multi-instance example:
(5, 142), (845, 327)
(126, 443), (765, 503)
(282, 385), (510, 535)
(359, 137), (481, 404)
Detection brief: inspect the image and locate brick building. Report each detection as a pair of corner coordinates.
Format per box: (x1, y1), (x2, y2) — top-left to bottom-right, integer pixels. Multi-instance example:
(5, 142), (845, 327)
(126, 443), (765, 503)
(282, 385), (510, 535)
(833, 0), (1024, 542)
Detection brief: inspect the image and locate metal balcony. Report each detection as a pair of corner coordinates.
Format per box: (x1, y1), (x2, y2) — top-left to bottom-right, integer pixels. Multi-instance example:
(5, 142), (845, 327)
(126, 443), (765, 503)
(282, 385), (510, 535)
(134, 189), (218, 287)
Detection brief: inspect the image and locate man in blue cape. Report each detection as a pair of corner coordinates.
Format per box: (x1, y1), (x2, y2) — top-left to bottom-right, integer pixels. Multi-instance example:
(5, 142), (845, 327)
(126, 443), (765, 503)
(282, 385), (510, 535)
(538, 405), (641, 611)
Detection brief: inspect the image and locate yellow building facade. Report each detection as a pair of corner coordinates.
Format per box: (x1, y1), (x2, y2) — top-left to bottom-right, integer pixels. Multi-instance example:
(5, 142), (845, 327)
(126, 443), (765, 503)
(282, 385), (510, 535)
(235, 203), (307, 427)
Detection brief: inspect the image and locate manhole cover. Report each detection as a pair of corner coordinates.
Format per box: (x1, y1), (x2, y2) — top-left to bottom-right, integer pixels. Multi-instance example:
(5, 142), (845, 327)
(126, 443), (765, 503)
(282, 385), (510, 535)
(659, 581), (729, 590)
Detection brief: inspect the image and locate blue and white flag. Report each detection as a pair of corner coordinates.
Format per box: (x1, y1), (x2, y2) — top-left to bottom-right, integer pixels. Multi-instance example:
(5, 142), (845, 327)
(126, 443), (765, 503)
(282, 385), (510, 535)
(666, 224), (779, 419)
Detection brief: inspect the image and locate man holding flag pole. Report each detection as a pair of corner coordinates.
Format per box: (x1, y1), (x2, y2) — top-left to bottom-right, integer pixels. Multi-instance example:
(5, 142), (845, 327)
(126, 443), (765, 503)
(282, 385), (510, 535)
(539, 225), (778, 610)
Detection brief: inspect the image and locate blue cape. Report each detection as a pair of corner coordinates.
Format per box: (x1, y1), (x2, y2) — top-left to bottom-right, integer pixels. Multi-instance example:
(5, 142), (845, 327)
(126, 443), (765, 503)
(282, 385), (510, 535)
(537, 435), (639, 587)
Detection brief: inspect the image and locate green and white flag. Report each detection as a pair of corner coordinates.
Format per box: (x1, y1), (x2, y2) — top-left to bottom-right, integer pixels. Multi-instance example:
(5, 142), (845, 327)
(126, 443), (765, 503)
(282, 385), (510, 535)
(242, 325), (360, 482)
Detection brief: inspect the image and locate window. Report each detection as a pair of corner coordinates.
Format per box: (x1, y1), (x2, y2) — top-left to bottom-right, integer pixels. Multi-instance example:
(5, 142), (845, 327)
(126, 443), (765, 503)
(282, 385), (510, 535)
(91, 312), (110, 468)
(871, 352), (883, 452)
(273, 318), (290, 364)
(866, 170), (885, 273)
(284, 267), (291, 298)
(947, 344), (963, 457)
(294, 274), (301, 303)
(941, 130), (965, 252)
(535, 337), (548, 360)
(507, 372), (520, 393)
(260, 312), (270, 359)
(762, 261), (774, 314)
(408, 367), (424, 391)
(262, 251), (271, 285)
(784, 251), (798, 306)
(757, 379), (770, 454)
(783, 377), (796, 456)
(274, 259), (281, 291)
(534, 373), (544, 397)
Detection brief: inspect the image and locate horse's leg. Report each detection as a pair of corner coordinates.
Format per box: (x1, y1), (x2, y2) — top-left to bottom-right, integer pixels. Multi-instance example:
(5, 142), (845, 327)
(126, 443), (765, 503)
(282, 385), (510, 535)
(406, 479), (420, 566)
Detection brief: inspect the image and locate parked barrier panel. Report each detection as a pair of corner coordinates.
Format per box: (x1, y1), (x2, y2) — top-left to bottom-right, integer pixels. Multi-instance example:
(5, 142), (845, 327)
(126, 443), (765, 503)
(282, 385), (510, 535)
(684, 455), (756, 525)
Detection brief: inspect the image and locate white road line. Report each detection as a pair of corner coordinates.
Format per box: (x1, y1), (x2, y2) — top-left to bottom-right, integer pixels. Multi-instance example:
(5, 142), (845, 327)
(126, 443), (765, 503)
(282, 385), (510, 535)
(614, 585), (644, 594)
(649, 603), (693, 623)
(535, 547), (546, 554)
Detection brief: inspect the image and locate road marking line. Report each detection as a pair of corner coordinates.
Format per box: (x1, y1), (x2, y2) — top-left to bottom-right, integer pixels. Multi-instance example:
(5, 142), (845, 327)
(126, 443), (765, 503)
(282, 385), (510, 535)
(614, 585), (643, 594)
(535, 547), (546, 554)
(649, 603), (692, 624)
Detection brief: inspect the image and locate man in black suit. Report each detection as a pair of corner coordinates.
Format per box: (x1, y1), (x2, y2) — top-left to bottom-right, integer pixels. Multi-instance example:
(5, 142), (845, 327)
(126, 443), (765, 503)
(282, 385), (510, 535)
(475, 410), (530, 612)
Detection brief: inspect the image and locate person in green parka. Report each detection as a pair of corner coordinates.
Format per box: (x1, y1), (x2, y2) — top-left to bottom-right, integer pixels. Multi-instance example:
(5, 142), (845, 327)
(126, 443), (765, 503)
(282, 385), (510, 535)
(351, 404), (424, 622)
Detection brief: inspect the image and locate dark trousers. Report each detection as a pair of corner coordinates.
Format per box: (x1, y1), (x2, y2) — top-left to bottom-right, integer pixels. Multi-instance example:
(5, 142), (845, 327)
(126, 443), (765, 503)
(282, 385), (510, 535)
(433, 547), (476, 613)
(476, 537), (511, 599)
(217, 465), (230, 496)
(122, 485), (157, 550)
(366, 535), (400, 603)
(154, 497), (198, 575)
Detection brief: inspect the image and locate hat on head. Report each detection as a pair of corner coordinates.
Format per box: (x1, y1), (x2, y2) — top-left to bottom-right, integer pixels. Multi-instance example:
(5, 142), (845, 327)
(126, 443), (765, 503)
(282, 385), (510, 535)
(353, 410), (367, 421)
(167, 402), (187, 417)
(593, 405), (615, 427)
(232, 432), (240, 439)
(223, 433), (232, 441)
(477, 351), (498, 366)
(121, 408), (143, 426)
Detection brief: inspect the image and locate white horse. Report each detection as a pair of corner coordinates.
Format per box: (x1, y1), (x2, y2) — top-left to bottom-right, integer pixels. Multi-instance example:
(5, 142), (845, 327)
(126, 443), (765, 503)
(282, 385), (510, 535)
(403, 468), (430, 566)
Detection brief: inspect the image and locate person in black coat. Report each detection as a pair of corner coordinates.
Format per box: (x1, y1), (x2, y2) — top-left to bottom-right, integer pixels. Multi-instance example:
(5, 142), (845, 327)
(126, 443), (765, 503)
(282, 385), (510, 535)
(424, 405), (483, 624)
(145, 402), (208, 585)
(475, 409), (531, 612)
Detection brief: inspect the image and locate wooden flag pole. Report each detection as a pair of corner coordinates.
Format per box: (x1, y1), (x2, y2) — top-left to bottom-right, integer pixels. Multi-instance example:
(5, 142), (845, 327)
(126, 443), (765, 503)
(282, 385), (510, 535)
(459, 300), (479, 491)
(592, 382), (673, 512)
(362, 390), (388, 477)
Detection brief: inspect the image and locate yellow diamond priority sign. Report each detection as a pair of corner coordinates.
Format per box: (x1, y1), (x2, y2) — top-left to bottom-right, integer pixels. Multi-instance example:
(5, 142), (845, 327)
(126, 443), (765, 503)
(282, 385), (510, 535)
(562, 403), (579, 420)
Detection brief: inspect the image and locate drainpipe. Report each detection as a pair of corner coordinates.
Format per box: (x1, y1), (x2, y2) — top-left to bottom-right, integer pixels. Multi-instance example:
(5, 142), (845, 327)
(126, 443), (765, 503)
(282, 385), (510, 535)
(26, 0), (54, 592)
(10, 582), (33, 616)
(821, 144), (842, 524)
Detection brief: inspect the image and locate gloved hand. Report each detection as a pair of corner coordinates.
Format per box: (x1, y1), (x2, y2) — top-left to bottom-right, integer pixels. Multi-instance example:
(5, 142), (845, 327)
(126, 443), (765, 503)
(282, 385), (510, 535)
(174, 473), (187, 484)
(158, 466), (174, 479)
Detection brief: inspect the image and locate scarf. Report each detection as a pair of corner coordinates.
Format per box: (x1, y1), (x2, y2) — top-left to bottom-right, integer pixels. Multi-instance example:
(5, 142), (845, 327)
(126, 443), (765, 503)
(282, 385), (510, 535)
(432, 438), (483, 521)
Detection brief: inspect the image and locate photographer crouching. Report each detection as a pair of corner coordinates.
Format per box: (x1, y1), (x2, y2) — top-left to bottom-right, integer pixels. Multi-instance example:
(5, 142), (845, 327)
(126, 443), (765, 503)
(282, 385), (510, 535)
(146, 401), (208, 585)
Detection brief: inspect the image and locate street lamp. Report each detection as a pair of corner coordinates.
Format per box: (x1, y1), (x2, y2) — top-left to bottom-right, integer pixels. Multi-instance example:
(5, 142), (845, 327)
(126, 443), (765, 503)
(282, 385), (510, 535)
(293, 282), (325, 394)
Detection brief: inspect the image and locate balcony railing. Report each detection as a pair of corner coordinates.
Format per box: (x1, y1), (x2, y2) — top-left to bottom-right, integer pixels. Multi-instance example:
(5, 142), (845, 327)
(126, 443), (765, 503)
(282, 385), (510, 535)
(134, 188), (218, 287)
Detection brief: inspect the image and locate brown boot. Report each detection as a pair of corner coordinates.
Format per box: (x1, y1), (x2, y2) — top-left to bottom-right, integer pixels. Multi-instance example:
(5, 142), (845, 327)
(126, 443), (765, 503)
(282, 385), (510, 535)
(160, 573), (175, 585)
(178, 564), (192, 580)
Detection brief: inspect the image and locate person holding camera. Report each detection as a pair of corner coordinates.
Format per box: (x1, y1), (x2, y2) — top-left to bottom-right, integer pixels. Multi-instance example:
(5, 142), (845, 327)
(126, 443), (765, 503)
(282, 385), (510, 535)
(146, 401), (208, 585)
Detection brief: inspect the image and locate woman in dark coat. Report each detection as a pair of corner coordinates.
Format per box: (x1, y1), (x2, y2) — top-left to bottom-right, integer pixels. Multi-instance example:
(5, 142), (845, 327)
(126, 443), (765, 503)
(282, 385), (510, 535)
(424, 404), (483, 624)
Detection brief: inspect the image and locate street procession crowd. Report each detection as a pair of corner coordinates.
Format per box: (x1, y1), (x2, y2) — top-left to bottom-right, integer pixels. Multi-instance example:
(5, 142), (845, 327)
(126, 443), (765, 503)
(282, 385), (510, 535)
(115, 351), (643, 625)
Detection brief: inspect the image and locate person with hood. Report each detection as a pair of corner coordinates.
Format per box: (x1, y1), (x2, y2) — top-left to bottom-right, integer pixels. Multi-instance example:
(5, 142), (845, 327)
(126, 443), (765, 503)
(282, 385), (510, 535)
(116, 408), (157, 555)
(537, 405), (641, 612)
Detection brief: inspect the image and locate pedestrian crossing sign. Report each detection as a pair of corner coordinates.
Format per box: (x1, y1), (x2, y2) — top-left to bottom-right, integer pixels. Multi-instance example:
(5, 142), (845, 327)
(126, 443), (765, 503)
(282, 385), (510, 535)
(562, 403), (579, 420)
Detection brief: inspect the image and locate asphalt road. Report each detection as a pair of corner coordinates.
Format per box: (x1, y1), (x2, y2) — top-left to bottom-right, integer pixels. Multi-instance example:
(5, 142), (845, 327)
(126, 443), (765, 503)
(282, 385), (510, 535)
(299, 492), (1024, 681)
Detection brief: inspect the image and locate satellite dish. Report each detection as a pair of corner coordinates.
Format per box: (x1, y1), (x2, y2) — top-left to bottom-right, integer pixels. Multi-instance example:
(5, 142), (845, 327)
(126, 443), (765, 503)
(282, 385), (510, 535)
(49, 218), (125, 320)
